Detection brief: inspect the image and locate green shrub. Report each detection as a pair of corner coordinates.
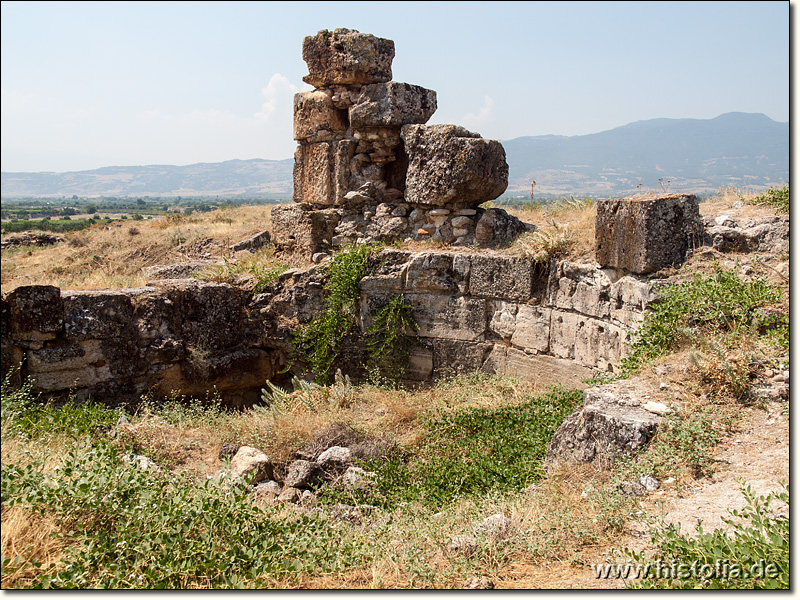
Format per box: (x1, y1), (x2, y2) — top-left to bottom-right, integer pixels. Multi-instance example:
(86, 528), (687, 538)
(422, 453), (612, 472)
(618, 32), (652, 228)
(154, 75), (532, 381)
(289, 244), (379, 383)
(1, 442), (364, 588)
(748, 182), (789, 214)
(619, 408), (720, 480)
(626, 484), (788, 589)
(365, 295), (419, 383)
(1, 373), (121, 441)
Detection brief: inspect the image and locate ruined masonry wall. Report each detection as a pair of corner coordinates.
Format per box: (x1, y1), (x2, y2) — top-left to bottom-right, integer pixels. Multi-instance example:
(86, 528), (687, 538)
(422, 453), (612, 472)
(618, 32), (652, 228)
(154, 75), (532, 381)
(0, 254), (655, 404)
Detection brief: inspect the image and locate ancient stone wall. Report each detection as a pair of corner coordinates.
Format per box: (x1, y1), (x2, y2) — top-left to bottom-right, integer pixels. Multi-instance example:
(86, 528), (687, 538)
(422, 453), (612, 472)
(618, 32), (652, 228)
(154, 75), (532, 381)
(1, 251), (655, 404)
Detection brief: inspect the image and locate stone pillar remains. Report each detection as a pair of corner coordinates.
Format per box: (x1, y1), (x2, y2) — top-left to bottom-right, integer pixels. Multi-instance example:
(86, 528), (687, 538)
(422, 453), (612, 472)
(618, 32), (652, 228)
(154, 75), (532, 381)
(271, 28), (531, 257)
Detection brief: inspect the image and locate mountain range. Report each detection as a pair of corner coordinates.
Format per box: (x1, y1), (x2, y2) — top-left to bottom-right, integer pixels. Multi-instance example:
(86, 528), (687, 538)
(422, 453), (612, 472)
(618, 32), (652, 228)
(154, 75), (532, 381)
(0, 112), (788, 199)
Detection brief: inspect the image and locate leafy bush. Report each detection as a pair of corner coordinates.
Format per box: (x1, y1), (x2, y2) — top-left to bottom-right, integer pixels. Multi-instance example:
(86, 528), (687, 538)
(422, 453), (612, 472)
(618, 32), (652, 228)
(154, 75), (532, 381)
(328, 387), (582, 510)
(626, 484), (788, 589)
(1, 373), (120, 441)
(620, 409), (720, 479)
(748, 182), (789, 214)
(1, 442), (364, 588)
(621, 265), (785, 375)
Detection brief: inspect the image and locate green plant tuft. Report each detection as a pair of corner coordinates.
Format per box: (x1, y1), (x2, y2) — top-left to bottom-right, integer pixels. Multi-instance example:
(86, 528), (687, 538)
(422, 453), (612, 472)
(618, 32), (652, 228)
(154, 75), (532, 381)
(289, 244), (379, 383)
(620, 264), (785, 376)
(365, 295), (419, 384)
(748, 182), (789, 214)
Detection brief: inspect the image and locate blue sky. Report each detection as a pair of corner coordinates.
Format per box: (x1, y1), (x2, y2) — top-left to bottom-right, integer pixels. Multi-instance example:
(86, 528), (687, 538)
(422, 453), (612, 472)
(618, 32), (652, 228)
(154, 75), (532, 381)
(0, 0), (790, 172)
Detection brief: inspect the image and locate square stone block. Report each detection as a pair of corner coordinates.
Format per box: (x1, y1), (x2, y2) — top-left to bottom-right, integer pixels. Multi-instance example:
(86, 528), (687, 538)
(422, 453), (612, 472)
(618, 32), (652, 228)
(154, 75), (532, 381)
(595, 193), (702, 275)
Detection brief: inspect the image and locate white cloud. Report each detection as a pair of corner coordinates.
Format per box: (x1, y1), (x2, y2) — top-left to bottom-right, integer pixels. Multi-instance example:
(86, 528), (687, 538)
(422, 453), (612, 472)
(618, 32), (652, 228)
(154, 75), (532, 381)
(461, 96), (495, 128)
(255, 73), (299, 123)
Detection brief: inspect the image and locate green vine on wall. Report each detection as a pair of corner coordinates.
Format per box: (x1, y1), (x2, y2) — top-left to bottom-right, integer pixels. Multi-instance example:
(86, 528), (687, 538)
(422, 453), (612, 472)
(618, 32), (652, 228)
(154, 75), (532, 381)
(365, 294), (420, 383)
(289, 244), (420, 386)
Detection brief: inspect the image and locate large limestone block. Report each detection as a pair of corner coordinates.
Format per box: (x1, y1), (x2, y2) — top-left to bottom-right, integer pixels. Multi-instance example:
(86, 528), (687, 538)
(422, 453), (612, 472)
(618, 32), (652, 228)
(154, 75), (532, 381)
(293, 140), (354, 206)
(302, 29), (394, 88)
(293, 90), (348, 142)
(469, 254), (534, 301)
(271, 204), (340, 256)
(546, 379), (664, 468)
(609, 275), (656, 329)
(474, 208), (532, 248)
(546, 261), (613, 319)
(401, 124), (508, 208)
(510, 305), (551, 353)
(573, 318), (624, 372)
(405, 293), (487, 341)
(4, 285), (63, 341)
(483, 346), (593, 389)
(487, 300), (518, 341)
(171, 281), (251, 351)
(595, 193), (703, 275)
(405, 252), (462, 293)
(349, 82), (437, 128)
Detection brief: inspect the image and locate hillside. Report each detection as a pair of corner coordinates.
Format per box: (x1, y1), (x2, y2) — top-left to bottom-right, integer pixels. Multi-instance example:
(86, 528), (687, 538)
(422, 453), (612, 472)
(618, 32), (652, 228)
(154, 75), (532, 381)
(503, 112), (789, 196)
(0, 113), (788, 199)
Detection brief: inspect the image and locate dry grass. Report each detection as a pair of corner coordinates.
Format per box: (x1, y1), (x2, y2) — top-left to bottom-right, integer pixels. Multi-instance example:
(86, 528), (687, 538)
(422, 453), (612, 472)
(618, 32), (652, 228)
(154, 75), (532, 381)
(1, 506), (66, 588)
(1, 205), (278, 292)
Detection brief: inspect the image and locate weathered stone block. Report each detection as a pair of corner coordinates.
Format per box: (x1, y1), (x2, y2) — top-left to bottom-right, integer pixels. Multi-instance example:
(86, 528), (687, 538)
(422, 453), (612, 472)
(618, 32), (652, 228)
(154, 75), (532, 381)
(293, 140), (354, 206)
(401, 124), (508, 208)
(431, 339), (492, 378)
(546, 379), (664, 468)
(405, 252), (461, 293)
(469, 255), (534, 301)
(510, 305), (551, 353)
(63, 291), (135, 340)
(271, 204), (340, 256)
(350, 82), (437, 128)
(293, 90), (348, 142)
(403, 346), (433, 382)
(5, 285), (63, 341)
(487, 300), (518, 341)
(405, 294), (487, 341)
(474, 208), (532, 247)
(595, 193), (702, 274)
(482, 346), (592, 389)
(302, 29), (394, 88)
(546, 261), (612, 319)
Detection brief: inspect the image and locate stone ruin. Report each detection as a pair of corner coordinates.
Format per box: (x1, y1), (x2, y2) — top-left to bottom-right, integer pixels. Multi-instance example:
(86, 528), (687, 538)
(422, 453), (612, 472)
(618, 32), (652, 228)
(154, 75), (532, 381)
(271, 29), (531, 258)
(0, 29), (789, 474)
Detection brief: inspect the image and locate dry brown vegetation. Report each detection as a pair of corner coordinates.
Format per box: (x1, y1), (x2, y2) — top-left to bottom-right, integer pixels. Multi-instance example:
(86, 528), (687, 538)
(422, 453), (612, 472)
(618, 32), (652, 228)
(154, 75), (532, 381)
(1, 205), (281, 292)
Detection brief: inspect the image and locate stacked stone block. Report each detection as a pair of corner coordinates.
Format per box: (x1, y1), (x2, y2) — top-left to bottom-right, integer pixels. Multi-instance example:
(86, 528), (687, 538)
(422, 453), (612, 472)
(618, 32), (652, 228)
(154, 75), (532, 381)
(273, 28), (529, 256)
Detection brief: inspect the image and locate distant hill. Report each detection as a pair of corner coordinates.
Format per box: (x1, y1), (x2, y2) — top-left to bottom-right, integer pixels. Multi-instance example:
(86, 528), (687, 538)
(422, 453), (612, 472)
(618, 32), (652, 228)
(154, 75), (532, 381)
(0, 113), (788, 199)
(1, 158), (294, 199)
(502, 112), (789, 196)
